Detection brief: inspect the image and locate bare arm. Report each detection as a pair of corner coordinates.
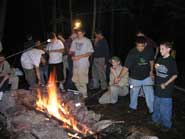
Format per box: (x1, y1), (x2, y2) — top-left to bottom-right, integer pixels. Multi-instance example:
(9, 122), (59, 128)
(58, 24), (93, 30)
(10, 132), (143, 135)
(35, 67), (41, 85)
(114, 67), (128, 84)
(0, 73), (9, 88)
(149, 60), (154, 79)
(118, 67), (129, 78)
(161, 75), (178, 89)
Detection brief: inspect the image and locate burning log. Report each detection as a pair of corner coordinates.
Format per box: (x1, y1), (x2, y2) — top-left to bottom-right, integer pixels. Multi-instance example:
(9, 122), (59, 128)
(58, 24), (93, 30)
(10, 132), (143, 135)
(0, 72), (127, 139)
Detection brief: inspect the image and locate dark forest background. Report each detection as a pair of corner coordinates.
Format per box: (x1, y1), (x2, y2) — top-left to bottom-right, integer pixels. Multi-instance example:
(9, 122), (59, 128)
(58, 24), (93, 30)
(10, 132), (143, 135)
(1, 0), (185, 87)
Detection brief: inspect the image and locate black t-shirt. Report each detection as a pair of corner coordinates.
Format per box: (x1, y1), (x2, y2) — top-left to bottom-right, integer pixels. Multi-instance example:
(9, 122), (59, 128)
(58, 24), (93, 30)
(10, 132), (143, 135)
(155, 56), (178, 98)
(124, 46), (154, 80)
(93, 38), (109, 60)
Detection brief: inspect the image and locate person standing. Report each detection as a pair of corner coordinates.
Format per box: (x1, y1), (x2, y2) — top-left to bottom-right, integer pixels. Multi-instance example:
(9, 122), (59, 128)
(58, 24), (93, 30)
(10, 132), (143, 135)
(116, 36), (155, 114)
(91, 30), (109, 91)
(21, 47), (45, 89)
(46, 33), (65, 90)
(70, 28), (94, 98)
(152, 42), (178, 130)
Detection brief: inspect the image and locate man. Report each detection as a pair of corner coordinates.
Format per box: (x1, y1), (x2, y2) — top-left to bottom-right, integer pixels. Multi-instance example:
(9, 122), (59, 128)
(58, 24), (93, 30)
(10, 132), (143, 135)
(70, 28), (94, 98)
(116, 36), (155, 114)
(0, 54), (19, 90)
(91, 30), (109, 91)
(46, 33), (65, 90)
(21, 46), (45, 89)
(99, 56), (128, 104)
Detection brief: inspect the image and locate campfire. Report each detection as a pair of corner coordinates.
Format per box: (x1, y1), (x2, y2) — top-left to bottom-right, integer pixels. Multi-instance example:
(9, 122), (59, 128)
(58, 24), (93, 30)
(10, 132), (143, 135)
(36, 70), (94, 136)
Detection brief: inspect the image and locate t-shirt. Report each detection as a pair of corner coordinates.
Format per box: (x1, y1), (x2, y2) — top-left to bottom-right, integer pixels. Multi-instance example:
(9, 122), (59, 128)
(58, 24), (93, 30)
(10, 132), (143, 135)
(46, 40), (64, 64)
(21, 48), (45, 69)
(124, 46), (154, 80)
(70, 37), (94, 69)
(155, 56), (178, 98)
(94, 38), (109, 62)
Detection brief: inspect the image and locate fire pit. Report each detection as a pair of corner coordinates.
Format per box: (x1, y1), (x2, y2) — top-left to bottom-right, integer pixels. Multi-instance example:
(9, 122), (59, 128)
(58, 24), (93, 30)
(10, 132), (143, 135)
(0, 71), (120, 139)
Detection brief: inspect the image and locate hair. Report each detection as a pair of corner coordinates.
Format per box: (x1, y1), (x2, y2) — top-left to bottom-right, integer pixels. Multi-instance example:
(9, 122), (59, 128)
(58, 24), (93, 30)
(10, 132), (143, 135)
(49, 32), (56, 39)
(95, 29), (103, 35)
(160, 42), (173, 49)
(76, 28), (86, 33)
(135, 36), (146, 44)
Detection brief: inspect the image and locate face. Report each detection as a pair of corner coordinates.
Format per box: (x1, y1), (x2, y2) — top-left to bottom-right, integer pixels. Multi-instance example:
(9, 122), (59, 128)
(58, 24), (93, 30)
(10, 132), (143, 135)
(160, 44), (170, 57)
(136, 43), (145, 52)
(71, 32), (77, 39)
(77, 31), (84, 39)
(35, 41), (41, 47)
(95, 33), (101, 39)
(111, 60), (120, 68)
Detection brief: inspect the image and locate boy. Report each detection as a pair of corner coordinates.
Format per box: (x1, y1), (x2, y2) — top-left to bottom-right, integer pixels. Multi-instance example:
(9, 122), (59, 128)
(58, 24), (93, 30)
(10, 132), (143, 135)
(152, 42), (178, 130)
(99, 56), (128, 104)
(70, 28), (94, 98)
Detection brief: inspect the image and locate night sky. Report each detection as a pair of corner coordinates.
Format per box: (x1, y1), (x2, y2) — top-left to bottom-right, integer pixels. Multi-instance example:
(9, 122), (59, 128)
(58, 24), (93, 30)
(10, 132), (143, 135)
(2, 0), (185, 85)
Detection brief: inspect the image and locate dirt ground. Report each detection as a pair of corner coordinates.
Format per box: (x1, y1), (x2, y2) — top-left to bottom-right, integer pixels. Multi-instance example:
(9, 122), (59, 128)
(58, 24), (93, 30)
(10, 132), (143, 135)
(85, 88), (185, 139)
(1, 88), (185, 139)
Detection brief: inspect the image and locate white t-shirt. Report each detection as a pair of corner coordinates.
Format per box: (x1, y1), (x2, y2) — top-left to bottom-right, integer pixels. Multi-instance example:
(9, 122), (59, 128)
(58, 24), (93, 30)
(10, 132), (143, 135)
(70, 37), (94, 68)
(46, 40), (64, 64)
(21, 48), (45, 69)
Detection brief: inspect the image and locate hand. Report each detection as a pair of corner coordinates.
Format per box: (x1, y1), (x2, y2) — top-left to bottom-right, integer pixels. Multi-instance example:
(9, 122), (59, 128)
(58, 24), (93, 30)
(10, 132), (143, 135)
(38, 80), (42, 86)
(160, 83), (166, 89)
(72, 56), (80, 61)
(114, 77), (121, 84)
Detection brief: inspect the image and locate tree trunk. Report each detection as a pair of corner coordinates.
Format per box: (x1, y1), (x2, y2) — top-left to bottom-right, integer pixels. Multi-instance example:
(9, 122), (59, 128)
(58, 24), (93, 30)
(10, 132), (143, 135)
(0, 0), (8, 40)
(52, 0), (57, 32)
(69, 0), (73, 32)
(91, 0), (96, 40)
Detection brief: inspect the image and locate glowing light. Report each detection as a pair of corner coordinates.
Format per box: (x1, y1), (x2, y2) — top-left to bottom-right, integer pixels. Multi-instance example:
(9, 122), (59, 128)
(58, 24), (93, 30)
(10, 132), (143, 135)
(130, 85), (134, 89)
(73, 20), (82, 29)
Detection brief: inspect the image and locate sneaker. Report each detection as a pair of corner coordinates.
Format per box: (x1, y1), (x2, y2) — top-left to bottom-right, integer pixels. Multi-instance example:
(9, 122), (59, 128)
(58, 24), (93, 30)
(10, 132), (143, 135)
(0, 91), (3, 100)
(127, 108), (136, 113)
(160, 126), (170, 132)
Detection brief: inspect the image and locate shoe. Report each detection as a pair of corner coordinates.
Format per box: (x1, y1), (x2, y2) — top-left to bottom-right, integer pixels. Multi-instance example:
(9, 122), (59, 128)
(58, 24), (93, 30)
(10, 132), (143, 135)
(160, 126), (170, 132)
(127, 108), (136, 113)
(148, 120), (160, 127)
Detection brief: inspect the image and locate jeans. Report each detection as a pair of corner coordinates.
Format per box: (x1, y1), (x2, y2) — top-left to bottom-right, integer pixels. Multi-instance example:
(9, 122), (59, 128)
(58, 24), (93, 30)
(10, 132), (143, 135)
(152, 96), (172, 128)
(129, 77), (154, 113)
(40, 65), (48, 85)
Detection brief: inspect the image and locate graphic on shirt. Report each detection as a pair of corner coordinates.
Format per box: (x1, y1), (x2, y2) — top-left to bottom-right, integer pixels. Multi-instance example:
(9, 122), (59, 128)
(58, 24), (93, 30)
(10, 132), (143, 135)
(76, 42), (84, 50)
(155, 63), (168, 78)
(138, 57), (147, 66)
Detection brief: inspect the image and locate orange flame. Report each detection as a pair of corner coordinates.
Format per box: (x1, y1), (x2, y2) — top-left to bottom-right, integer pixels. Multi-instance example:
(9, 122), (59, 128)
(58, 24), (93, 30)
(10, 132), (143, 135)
(36, 70), (93, 135)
